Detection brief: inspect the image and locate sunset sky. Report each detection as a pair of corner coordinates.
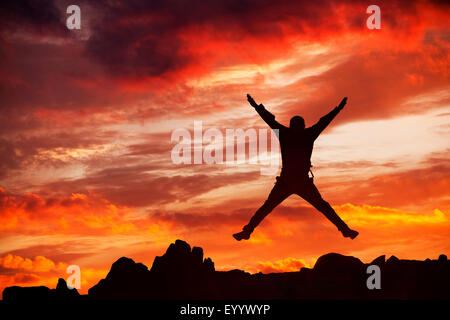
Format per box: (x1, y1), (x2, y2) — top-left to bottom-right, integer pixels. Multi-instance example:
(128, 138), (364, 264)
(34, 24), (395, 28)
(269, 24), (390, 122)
(0, 0), (449, 294)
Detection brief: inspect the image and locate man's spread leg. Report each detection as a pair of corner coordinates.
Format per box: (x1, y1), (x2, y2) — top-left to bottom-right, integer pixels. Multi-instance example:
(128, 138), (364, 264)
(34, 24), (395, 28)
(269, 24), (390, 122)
(234, 177), (292, 241)
(297, 178), (358, 239)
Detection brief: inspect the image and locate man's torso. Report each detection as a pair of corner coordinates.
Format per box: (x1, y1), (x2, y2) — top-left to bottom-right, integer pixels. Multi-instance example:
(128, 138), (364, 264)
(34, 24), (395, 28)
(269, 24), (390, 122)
(278, 127), (316, 179)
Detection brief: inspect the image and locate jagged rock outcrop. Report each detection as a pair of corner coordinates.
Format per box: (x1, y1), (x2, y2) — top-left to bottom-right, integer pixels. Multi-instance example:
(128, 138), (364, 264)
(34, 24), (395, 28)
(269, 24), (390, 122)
(3, 239), (450, 301)
(88, 257), (150, 299)
(309, 253), (366, 299)
(371, 255), (386, 265)
(88, 239), (215, 299)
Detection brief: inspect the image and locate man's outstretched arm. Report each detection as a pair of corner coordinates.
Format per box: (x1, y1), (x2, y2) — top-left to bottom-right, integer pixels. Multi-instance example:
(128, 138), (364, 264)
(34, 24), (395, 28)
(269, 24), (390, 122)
(247, 94), (284, 130)
(310, 97), (347, 138)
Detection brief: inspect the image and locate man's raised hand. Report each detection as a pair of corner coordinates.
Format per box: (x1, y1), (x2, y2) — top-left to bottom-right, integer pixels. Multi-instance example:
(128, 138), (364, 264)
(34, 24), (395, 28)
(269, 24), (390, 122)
(247, 94), (259, 108)
(337, 97), (347, 110)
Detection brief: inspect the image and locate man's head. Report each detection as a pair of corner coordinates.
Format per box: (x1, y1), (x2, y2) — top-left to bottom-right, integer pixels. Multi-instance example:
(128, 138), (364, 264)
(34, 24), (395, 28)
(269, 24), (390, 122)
(290, 116), (305, 131)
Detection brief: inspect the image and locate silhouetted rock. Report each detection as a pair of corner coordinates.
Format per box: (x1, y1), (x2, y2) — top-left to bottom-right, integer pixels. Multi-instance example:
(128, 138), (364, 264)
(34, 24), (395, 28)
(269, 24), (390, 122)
(3, 286), (51, 302)
(203, 257), (215, 273)
(387, 255), (399, 263)
(314, 253), (364, 272)
(89, 239), (215, 299)
(2, 278), (79, 302)
(310, 253), (366, 299)
(3, 239), (450, 301)
(371, 255), (386, 265)
(88, 257), (150, 299)
(55, 278), (80, 298)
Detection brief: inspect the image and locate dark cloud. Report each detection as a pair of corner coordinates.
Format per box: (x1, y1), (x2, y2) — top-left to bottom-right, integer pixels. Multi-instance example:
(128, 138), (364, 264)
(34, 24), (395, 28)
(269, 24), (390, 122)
(150, 210), (246, 231)
(41, 166), (262, 207)
(83, 0), (356, 78)
(0, 131), (111, 179)
(0, 0), (67, 36)
(82, 0), (449, 79)
(148, 198), (324, 232)
(0, 0), (447, 125)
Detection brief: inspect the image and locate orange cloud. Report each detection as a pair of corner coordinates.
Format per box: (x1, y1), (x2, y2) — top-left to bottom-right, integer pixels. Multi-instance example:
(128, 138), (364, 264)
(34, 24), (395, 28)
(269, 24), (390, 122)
(0, 187), (173, 237)
(336, 204), (448, 227)
(257, 257), (309, 274)
(0, 254), (65, 296)
(0, 254), (65, 273)
(0, 273), (41, 289)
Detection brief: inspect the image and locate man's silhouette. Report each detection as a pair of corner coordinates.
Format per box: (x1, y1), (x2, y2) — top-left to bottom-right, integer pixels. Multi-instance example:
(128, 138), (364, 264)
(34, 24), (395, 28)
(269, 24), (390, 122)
(233, 94), (359, 241)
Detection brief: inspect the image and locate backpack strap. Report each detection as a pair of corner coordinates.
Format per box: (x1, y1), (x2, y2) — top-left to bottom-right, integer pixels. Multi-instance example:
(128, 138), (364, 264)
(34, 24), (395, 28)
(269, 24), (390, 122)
(308, 164), (314, 180)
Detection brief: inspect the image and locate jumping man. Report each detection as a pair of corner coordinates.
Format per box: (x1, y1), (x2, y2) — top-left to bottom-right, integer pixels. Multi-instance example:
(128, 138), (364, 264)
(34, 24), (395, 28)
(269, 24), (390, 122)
(233, 94), (359, 241)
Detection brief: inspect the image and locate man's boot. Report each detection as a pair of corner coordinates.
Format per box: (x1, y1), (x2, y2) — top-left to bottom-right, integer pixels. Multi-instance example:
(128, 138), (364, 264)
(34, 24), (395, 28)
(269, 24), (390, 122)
(340, 227), (359, 239)
(233, 225), (253, 241)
